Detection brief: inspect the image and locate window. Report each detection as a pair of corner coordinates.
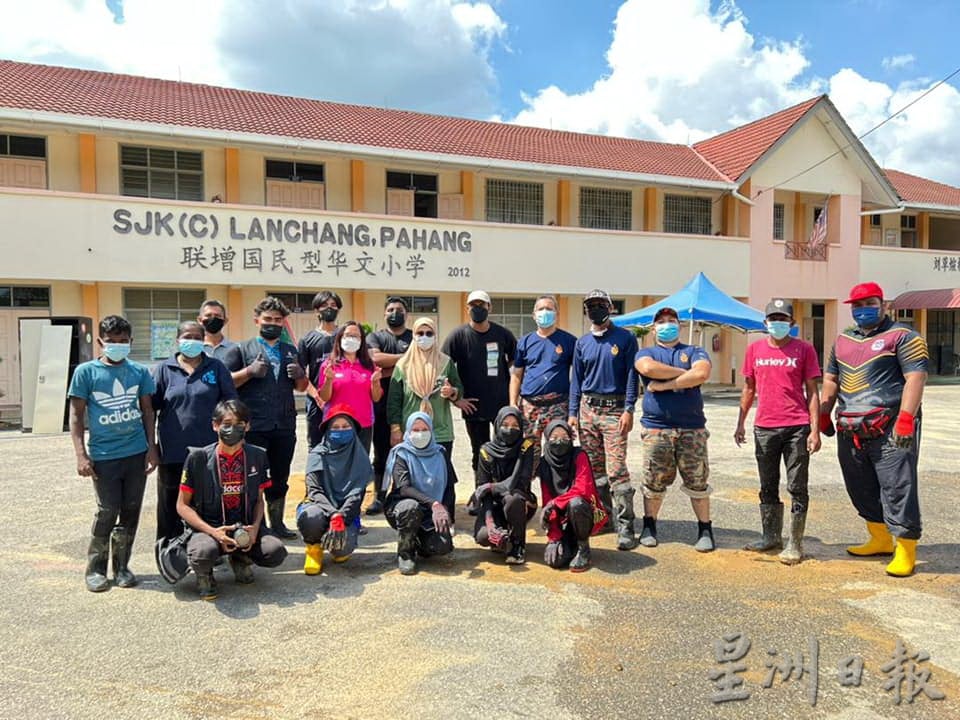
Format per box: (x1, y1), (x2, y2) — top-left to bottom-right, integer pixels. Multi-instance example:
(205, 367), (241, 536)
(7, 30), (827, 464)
(390, 295), (439, 315)
(266, 160), (325, 183)
(870, 214), (881, 227)
(485, 179), (543, 225)
(901, 215), (918, 248)
(0, 285), (50, 307)
(266, 292), (319, 314)
(895, 308), (915, 327)
(387, 171), (438, 218)
(663, 194), (711, 235)
(0, 134), (46, 158)
(579, 187), (632, 231)
(813, 206), (823, 222)
(773, 203), (785, 240)
(120, 145), (203, 201)
(123, 288), (205, 361)
(490, 296), (539, 337)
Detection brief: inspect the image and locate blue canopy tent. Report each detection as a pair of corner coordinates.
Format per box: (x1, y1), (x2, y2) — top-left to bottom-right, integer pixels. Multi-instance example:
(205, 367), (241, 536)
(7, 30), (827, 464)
(611, 272), (793, 341)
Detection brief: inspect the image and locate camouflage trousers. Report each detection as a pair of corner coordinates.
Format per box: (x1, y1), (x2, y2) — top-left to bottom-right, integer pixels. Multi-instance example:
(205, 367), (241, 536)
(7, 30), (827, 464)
(577, 399), (631, 491)
(641, 427), (711, 499)
(518, 395), (568, 469)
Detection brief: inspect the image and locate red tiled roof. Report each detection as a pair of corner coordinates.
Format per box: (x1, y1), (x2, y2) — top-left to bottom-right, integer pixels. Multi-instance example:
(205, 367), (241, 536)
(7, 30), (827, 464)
(693, 96), (825, 181)
(0, 60), (728, 183)
(892, 288), (960, 310)
(884, 168), (960, 208)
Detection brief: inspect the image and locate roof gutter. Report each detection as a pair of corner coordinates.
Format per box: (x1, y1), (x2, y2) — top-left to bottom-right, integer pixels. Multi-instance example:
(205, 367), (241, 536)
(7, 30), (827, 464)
(0, 107), (737, 191)
(858, 206), (904, 216)
(899, 201), (960, 214)
(731, 189), (755, 206)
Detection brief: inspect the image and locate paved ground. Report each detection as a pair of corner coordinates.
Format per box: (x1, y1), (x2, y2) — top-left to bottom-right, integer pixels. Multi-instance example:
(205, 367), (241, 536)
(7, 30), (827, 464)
(1, 387), (959, 719)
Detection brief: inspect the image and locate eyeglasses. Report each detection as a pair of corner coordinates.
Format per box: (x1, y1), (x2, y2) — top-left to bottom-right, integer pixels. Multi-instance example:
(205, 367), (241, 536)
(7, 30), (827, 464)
(415, 331), (435, 337)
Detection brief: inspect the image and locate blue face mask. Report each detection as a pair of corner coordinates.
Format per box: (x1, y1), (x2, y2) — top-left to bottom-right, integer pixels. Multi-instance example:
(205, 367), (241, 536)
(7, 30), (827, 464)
(852, 306), (882, 328)
(327, 428), (354, 448)
(534, 309), (556, 328)
(766, 321), (792, 340)
(102, 342), (131, 362)
(655, 322), (680, 343)
(178, 339), (204, 358)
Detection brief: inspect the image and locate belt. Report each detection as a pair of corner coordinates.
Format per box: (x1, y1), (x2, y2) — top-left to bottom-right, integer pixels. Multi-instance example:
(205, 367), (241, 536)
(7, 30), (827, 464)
(521, 392), (565, 407)
(582, 393), (625, 409)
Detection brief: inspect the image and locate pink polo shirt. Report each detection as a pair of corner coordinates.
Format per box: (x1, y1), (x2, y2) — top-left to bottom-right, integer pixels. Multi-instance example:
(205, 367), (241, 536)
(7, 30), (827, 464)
(319, 358), (375, 428)
(742, 337), (821, 429)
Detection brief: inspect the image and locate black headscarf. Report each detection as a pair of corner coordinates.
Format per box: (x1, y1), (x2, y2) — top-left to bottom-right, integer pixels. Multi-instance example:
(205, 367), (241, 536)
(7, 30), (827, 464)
(482, 406), (524, 461)
(540, 419), (579, 495)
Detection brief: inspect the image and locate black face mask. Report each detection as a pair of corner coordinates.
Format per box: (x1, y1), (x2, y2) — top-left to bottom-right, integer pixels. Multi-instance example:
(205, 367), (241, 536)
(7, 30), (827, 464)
(201, 317), (225, 334)
(259, 323), (282, 341)
(549, 439), (572, 457)
(386, 311), (406, 328)
(587, 305), (610, 325)
(319, 307), (339, 323)
(218, 424), (246, 446)
(470, 305), (489, 323)
(499, 426), (521, 445)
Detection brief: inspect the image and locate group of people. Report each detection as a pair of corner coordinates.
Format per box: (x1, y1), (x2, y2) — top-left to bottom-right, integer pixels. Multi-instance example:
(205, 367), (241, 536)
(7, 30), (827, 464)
(68, 279), (928, 601)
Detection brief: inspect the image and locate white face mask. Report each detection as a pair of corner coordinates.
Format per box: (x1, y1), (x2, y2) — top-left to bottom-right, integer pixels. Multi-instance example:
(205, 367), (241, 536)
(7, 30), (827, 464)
(341, 336), (362, 353)
(409, 430), (432, 448)
(415, 334), (436, 350)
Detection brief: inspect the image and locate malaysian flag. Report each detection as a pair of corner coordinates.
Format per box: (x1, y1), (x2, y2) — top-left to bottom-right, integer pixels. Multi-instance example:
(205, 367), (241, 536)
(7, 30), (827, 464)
(809, 203), (828, 249)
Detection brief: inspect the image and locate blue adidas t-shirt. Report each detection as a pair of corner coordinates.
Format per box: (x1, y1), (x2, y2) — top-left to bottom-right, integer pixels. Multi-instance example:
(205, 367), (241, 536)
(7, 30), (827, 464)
(635, 343), (711, 429)
(68, 358), (156, 462)
(514, 329), (577, 397)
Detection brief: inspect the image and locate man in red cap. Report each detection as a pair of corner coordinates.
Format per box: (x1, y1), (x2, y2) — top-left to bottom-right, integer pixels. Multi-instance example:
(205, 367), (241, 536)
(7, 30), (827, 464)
(820, 282), (928, 577)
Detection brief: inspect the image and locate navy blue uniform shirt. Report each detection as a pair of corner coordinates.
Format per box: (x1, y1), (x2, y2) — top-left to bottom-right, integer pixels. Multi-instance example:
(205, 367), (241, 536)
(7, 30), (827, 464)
(635, 342), (711, 429)
(569, 326), (639, 416)
(152, 353), (238, 464)
(514, 328), (577, 398)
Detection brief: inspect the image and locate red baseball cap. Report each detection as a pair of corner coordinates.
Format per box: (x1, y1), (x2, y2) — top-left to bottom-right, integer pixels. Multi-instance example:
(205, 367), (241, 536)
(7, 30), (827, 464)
(843, 282), (884, 304)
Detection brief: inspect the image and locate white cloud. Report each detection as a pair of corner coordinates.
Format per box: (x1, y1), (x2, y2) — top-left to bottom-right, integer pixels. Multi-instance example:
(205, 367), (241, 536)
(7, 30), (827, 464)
(881, 53), (916, 71)
(0, 0), (506, 116)
(508, 0), (960, 185)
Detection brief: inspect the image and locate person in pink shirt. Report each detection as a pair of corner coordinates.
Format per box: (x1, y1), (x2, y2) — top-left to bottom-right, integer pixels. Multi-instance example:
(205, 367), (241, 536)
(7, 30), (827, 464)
(318, 321), (383, 452)
(734, 299), (822, 565)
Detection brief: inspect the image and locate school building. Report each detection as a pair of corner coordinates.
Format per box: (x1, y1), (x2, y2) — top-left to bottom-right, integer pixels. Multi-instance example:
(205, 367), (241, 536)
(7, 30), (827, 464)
(2, 60), (960, 419)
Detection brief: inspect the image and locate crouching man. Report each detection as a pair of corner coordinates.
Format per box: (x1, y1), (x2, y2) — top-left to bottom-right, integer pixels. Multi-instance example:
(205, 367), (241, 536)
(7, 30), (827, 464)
(177, 399), (288, 600)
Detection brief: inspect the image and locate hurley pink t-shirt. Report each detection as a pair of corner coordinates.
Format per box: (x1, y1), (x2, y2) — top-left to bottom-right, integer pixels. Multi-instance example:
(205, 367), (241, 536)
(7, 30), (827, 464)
(742, 338), (821, 429)
(319, 358), (374, 428)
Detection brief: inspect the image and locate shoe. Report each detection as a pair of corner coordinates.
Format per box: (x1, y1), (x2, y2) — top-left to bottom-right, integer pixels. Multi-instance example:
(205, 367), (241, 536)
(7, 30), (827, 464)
(847, 521), (894, 556)
(569, 542), (591, 573)
(197, 573), (218, 601)
(885, 538), (917, 577)
(303, 543), (323, 575)
(745, 503), (784, 552)
(505, 543), (526, 565)
(85, 536), (110, 593)
(111, 526), (138, 588)
(230, 555), (255, 584)
(333, 554), (350, 564)
(694, 521), (715, 553)
(365, 497), (384, 516)
(267, 499), (297, 540)
(639, 516), (658, 548)
(778, 512), (806, 565)
(398, 555), (417, 575)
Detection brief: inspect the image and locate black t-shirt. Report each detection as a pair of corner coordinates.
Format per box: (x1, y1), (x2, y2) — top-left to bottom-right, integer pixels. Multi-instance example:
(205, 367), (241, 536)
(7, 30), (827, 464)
(442, 322), (517, 421)
(367, 328), (413, 378)
(298, 328), (336, 387)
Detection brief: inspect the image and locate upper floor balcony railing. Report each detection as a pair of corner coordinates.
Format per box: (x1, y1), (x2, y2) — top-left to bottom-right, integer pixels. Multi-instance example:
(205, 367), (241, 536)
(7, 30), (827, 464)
(784, 241), (828, 261)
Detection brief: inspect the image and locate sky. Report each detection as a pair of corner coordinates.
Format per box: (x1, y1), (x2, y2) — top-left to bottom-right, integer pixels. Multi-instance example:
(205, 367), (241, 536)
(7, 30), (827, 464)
(3, 0), (960, 184)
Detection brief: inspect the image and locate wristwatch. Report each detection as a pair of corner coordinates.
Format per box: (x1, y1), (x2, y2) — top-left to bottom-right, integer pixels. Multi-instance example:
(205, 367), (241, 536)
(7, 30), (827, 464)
(625, 404), (635, 414)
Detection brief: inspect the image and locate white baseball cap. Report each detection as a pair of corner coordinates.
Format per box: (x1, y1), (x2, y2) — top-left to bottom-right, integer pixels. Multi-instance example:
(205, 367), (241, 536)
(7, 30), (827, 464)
(467, 290), (491, 304)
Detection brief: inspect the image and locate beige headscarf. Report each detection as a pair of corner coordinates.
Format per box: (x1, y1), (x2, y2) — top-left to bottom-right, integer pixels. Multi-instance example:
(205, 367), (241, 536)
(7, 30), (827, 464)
(395, 317), (450, 416)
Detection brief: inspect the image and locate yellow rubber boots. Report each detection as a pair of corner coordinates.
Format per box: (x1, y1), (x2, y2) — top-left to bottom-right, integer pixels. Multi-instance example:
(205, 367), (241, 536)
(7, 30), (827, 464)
(304, 544), (324, 575)
(886, 538), (917, 577)
(847, 521), (894, 556)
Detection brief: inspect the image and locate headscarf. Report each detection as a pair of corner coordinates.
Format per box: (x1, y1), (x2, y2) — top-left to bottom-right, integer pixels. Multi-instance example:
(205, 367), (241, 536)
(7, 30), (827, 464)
(383, 412), (447, 503)
(481, 406), (524, 462)
(394, 317), (450, 416)
(539, 419), (579, 495)
(305, 404), (371, 507)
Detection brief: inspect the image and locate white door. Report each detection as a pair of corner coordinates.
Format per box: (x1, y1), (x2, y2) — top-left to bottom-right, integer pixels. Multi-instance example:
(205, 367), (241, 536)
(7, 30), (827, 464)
(0, 309), (50, 409)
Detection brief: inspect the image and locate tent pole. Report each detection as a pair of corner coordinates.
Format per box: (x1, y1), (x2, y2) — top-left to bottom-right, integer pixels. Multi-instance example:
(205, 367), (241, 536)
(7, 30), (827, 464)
(688, 319), (695, 344)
